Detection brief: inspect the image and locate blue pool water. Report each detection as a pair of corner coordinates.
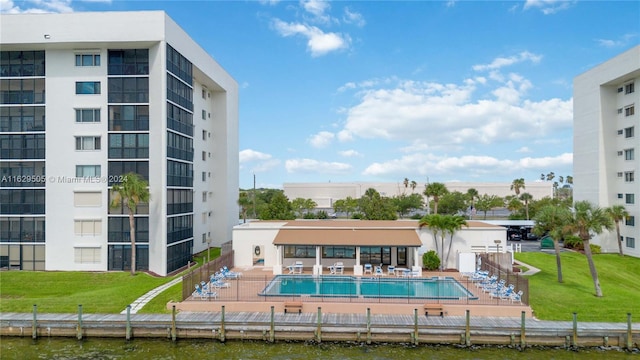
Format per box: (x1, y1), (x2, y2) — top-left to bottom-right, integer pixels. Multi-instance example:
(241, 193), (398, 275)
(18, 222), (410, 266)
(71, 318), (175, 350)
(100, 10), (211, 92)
(260, 275), (478, 300)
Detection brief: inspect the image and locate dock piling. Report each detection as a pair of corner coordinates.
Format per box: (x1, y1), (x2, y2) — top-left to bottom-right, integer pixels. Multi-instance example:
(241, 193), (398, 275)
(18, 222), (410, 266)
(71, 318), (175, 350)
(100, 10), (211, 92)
(269, 306), (275, 343)
(220, 305), (226, 342)
(465, 310), (471, 346)
(171, 305), (176, 341)
(76, 305), (83, 340)
(126, 305), (132, 340)
(627, 313), (632, 350)
(316, 307), (322, 343)
(572, 312), (577, 347)
(520, 310), (526, 348)
(366, 308), (371, 345)
(32, 304), (37, 340)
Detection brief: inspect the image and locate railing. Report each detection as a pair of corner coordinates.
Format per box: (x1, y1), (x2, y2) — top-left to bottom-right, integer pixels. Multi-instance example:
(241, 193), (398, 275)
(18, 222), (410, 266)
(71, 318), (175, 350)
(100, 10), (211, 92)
(478, 253), (529, 305)
(181, 251), (234, 301)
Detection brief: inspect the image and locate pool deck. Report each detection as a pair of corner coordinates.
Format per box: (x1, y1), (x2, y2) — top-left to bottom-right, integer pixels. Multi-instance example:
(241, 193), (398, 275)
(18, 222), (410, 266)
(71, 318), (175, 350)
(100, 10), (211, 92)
(176, 266), (534, 318)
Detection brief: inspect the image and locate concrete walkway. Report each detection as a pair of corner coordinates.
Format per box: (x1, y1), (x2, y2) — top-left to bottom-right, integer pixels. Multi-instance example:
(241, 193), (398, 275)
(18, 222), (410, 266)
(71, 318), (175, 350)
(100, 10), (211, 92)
(121, 277), (182, 314)
(515, 260), (541, 276)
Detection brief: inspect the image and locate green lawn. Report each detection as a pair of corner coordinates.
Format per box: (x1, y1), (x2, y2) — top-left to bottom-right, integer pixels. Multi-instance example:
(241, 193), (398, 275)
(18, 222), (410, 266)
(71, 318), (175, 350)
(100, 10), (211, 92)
(515, 252), (640, 322)
(2, 249), (638, 322)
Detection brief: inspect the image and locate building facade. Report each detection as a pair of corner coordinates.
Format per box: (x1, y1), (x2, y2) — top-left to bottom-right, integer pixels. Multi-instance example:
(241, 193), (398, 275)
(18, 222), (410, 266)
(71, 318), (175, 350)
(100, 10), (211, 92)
(0, 11), (239, 275)
(573, 45), (640, 257)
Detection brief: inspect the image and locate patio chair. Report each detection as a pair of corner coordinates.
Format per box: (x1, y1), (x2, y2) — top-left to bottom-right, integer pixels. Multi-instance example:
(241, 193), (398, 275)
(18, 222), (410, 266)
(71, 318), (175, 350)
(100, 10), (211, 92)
(193, 284), (217, 300)
(510, 290), (523, 304)
(220, 266), (243, 279)
(363, 263), (372, 275)
(334, 262), (344, 274)
(210, 277), (231, 289)
(387, 265), (395, 276)
(410, 269), (422, 278)
(374, 265), (384, 276)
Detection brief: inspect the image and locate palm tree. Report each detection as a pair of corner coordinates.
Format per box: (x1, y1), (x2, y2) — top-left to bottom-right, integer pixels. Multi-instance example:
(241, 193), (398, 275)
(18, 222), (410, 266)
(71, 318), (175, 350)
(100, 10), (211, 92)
(466, 188), (479, 208)
(569, 201), (614, 297)
(424, 182), (449, 214)
(533, 205), (572, 283)
(238, 192), (251, 223)
(605, 205), (629, 256)
(519, 193), (533, 220)
(410, 180), (417, 193)
(403, 177), (409, 193)
(418, 214), (446, 270)
(510, 178), (525, 196)
(443, 215), (468, 267)
(110, 172), (150, 275)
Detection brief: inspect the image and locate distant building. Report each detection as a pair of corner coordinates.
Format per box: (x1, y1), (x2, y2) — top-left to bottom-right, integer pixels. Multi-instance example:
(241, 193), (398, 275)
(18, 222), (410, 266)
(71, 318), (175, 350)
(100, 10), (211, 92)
(283, 181), (553, 210)
(0, 11), (239, 275)
(573, 45), (639, 257)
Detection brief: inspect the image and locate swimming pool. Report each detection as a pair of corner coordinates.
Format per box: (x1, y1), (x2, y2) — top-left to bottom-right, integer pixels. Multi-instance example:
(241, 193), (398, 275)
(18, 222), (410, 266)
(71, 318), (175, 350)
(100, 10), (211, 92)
(259, 275), (478, 300)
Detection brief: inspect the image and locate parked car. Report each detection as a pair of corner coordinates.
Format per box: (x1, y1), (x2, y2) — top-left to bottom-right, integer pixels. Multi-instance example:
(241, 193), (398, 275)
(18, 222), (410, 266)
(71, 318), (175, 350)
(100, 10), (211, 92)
(507, 229), (522, 241)
(524, 232), (539, 241)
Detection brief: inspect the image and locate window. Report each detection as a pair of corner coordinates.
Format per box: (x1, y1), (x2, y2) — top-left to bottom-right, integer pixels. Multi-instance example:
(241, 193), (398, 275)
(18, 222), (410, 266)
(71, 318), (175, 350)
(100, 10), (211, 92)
(202, 191), (207, 202)
(74, 219), (102, 236)
(618, 108), (623, 114)
(201, 110), (206, 120)
(202, 130), (207, 140)
(202, 89), (206, 99)
(75, 109), (100, 123)
(202, 233), (207, 243)
(109, 105), (149, 131)
(108, 77), (149, 103)
(626, 216), (635, 226)
(75, 81), (101, 95)
(618, 151), (624, 156)
(202, 171), (206, 181)
(625, 126), (634, 138)
(625, 171), (635, 182)
(617, 172), (623, 178)
(625, 106), (635, 117)
(618, 129), (624, 135)
(73, 191), (102, 207)
(626, 193), (635, 204)
(108, 133), (149, 159)
(75, 136), (101, 150)
(625, 82), (635, 94)
(74, 247), (101, 264)
(108, 49), (149, 75)
(284, 246), (316, 258)
(201, 212), (207, 224)
(618, 193), (623, 199)
(625, 148), (635, 160)
(202, 151), (206, 161)
(618, 87), (624, 93)
(626, 237), (636, 249)
(322, 246), (356, 259)
(76, 165), (101, 178)
(75, 54), (100, 67)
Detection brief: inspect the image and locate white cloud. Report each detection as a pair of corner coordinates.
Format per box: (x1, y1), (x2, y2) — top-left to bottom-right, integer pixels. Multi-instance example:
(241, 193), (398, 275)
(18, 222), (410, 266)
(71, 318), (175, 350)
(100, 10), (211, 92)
(272, 18), (350, 57)
(302, 0), (330, 21)
(239, 149), (281, 173)
(595, 34), (638, 48)
(343, 7), (365, 27)
(337, 129), (354, 142)
(472, 51), (542, 72)
(363, 152), (573, 179)
(517, 146), (532, 153)
(0, 0), (111, 14)
(308, 131), (335, 148)
(338, 149), (362, 157)
(239, 149), (272, 163)
(285, 158), (352, 174)
(523, 0), (575, 14)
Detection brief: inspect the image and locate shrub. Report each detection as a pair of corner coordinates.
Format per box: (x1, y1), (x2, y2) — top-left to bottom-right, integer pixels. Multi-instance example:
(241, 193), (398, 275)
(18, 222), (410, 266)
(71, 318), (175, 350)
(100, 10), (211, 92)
(410, 213), (423, 220)
(351, 212), (364, 219)
(563, 235), (583, 250)
(303, 212), (317, 219)
(422, 250), (440, 271)
(316, 211), (328, 219)
(590, 244), (601, 254)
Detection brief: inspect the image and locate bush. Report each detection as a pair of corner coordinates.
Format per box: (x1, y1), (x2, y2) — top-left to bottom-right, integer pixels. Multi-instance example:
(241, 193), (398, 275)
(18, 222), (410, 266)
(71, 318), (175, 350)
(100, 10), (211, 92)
(316, 211), (328, 219)
(590, 244), (601, 254)
(563, 235), (583, 250)
(303, 212), (317, 219)
(422, 250), (440, 271)
(351, 212), (364, 219)
(410, 213), (423, 220)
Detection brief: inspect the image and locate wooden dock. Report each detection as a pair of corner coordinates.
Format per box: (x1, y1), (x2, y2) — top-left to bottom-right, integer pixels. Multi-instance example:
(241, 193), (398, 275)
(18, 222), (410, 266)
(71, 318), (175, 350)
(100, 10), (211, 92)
(1, 311), (638, 349)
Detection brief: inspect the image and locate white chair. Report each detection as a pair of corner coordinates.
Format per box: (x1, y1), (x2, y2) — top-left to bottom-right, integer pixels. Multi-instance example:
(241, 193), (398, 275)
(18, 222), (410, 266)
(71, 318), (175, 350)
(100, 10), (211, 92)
(387, 265), (395, 276)
(334, 262), (344, 274)
(363, 263), (372, 275)
(374, 265), (384, 276)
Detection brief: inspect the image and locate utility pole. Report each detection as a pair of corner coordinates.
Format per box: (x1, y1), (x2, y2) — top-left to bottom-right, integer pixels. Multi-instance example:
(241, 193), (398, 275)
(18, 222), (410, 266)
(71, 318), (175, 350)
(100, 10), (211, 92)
(252, 173), (257, 219)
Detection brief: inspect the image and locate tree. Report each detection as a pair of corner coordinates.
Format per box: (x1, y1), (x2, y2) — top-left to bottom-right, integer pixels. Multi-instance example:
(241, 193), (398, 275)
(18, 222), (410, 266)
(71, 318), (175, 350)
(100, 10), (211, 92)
(424, 182), (449, 214)
(437, 191), (468, 215)
(474, 194), (494, 219)
(359, 188), (397, 220)
(506, 196), (523, 214)
(519, 193), (533, 220)
(333, 196), (358, 218)
(410, 180), (417, 192)
(392, 193), (424, 218)
(510, 178), (525, 196)
(291, 198), (317, 218)
(259, 192), (295, 220)
(237, 192), (251, 223)
(533, 205), (572, 283)
(569, 201), (614, 297)
(418, 214), (446, 271)
(605, 205), (629, 256)
(109, 173), (150, 275)
(546, 172), (555, 182)
(442, 215), (468, 267)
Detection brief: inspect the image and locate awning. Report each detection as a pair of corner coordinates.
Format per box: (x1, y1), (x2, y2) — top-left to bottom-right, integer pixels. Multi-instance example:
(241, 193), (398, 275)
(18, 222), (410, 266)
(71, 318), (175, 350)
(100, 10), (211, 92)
(273, 228), (422, 247)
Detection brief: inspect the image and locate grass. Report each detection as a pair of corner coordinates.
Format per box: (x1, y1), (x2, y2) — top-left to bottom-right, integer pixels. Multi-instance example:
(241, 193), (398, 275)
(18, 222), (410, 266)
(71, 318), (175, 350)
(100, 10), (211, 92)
(2, 249), (638, 322)
(515, 252), (640, 322)
(0, 247), (222, 314)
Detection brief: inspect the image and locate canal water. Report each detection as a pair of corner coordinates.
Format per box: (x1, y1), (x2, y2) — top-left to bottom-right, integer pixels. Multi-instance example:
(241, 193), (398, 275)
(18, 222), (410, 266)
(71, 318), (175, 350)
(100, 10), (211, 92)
(0, 337), (636, 359)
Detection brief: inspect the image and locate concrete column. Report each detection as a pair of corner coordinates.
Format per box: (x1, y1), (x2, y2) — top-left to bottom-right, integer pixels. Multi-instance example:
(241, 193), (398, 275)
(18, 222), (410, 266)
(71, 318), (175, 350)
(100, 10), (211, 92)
(273, 246), (283, 275)
(353, 246), (363, 275)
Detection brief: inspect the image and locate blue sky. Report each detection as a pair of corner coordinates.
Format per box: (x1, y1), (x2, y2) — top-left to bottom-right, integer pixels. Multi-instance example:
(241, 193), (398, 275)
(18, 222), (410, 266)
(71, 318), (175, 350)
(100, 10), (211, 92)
(3, 1), (639, 190)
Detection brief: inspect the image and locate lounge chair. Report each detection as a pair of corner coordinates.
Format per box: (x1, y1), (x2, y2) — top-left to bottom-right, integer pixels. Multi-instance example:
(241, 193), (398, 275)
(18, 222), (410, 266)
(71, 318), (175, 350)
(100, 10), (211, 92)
(410, 269), (422, 278)
(193, 284), (217, 300)
(510, 290), (523, 304)
(363, 263), (372, 275)
(374, 265), (384, 276)
(333, 262), (344, 275)
(287, 261), (304, 274)
(220, 266), (243, 279)
(209, 276), (231, 289)
(387, 265), (395, 276)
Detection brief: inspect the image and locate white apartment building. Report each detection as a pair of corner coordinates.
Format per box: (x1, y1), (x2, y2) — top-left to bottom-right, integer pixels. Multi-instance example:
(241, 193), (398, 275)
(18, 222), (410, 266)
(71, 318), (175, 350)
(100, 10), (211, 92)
(573, 45), (640, 257)
(0, 11), (239, 275)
